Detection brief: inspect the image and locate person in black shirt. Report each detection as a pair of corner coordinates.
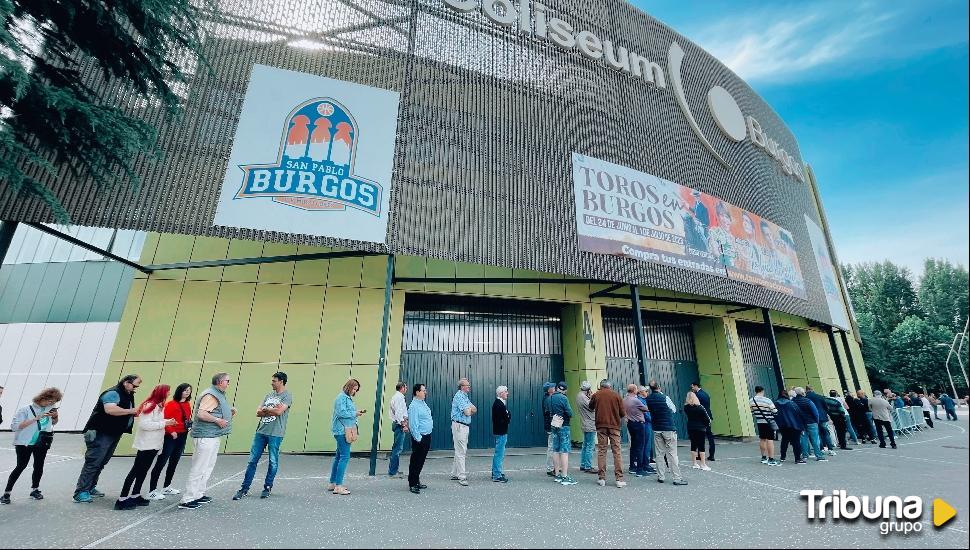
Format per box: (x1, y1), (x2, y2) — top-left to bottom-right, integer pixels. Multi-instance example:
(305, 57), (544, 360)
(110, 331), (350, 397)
(684, 392), (711, 471)
(491, 386), (511, 483)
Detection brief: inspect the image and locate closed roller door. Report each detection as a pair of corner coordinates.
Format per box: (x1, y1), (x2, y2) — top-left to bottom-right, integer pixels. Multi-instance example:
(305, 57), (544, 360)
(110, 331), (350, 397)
(603, 310), (699, 439)
(400, 297), (564, 450)
(737, 322), (781, 429)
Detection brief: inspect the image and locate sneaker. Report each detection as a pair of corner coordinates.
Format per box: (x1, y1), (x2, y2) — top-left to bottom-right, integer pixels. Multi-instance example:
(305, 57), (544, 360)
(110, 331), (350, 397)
(417, 484), (427, 489)
(197, 495), (212, 504)
(657, 478), (665, 483)
(795, 459), (807, 465)
(73, 492), (92, 503)
(89, 487), (105, 498)
(553, 475), (564, 484)
(879, 444), (886, 448)
(816, 457), (829, 462)
(29, 489), (43, 500)
(0, 494), (10, 505)
(760, 457), (768, 464)
(707, 457), (715, 462)
(779, 457), (786, 462)
(827, 450), (837, 456)
(560, 476), (578, 486)
(233, 490), (248, 501)
(450, 476), (461, 481)
(700, 465), (712, 471)
(635, 471), (644, 477)
(691, 464), (701, 470)
(586, 469), (601, 475)
(147, 490), (165, 501)
(409, 486), (420, 494)
(597, 479), (606, 487)
(615, 481), (627, 488)
(890, 444), (897, 449)
(672, 479), (689, 486)
(132, 496), (151, 507)
(161, 486), (180, 495)
(841, 447), (854, 451)
(545, 471), (555, 477)
(326, 483), (336, 491)
(113, 498), (136, 511)
(492, 476), (509, 483)
(767, 459), (779, 466)
(260, 487), (272, 499)
(457, 479), (469, 487)
(178, 500), (201, 510)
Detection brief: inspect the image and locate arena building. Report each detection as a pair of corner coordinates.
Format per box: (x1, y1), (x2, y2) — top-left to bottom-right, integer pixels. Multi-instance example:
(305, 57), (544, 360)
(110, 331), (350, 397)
(0, 0), (871, 461)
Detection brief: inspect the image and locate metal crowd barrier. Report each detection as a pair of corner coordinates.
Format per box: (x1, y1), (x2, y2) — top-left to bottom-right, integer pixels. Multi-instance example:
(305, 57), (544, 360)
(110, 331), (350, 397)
(891, 407), (916, 437)
(910, 406), (927, 431)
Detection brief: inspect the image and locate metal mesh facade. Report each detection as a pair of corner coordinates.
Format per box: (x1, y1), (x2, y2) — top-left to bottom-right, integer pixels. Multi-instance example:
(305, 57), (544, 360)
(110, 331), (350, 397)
(0, 0), (836, 325)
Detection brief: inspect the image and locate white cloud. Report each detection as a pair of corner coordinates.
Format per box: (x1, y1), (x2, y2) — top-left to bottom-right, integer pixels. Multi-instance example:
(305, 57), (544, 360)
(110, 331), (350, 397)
(689, 3), (898, 83)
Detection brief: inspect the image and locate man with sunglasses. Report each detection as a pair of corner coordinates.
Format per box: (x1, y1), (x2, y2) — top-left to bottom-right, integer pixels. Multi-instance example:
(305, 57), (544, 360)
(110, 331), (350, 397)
(74, 374), (142, 503)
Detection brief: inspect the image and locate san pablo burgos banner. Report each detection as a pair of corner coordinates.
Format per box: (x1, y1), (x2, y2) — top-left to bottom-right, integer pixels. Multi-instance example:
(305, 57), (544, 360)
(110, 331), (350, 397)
(214, 65), (400, 243)
(573, 153), (807, 299)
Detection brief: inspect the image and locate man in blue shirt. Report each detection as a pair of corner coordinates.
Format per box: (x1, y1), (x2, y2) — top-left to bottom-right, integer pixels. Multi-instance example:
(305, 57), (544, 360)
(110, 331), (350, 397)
(407, 384), (433, 494)
(450, 378), (476, 486)
(690, 382), (715, 461)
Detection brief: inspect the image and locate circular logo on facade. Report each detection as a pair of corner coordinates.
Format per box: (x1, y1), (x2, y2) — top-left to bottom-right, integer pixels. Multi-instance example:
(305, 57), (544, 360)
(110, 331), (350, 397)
(317, 102), (335, 116)
(707, 86), (746, 142)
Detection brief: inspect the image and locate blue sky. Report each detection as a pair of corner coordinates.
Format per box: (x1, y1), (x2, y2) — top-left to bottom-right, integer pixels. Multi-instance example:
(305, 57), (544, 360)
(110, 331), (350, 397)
(632, 0), (969, 277)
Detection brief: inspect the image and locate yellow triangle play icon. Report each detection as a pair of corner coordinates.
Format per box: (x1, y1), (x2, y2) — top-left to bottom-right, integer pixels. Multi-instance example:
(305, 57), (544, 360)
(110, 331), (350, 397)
(934, 498), (956, 527)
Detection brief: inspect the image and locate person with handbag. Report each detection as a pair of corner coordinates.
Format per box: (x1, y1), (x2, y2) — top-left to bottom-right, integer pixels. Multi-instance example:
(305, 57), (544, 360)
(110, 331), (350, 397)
(329, 378), (365, 496)
(147, 383), (193, 500)
(749, 386), (779, 465)
(2, 387), (62, 504)
(116, 384), (175, 510)
(684, 391), (711, 471)
(548, 381), (576, 485)
(179, 372), (236, 510)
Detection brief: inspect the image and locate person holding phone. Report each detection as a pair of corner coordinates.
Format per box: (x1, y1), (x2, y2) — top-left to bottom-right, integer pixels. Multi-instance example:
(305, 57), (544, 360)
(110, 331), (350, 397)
(329, 378), (365, 496)
(146, 383), (193, 500)
(2, 388), (63, 504)
(116, 384), (175, 510)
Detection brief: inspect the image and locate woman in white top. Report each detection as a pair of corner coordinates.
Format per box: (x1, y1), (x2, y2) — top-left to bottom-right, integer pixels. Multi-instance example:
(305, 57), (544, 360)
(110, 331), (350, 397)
(2, 388), (63, 504)
(115, 384), (175, 510)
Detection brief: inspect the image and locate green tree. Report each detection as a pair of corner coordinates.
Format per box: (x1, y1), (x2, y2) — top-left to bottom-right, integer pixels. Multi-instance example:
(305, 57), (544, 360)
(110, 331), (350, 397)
(888, 316), (953, 392)
(0, 0), (207, 221)
(918, 258), (969, 331)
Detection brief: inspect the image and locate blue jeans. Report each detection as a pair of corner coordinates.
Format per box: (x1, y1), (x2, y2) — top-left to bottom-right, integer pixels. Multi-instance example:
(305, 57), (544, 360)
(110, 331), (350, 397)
(330, 435), (351, 485)
(492, 434), (508, 479)
(643, 423), (654, 468)
(865, 412), (878, 437)
(580, 432), (595, 470)
(241, 433), (283, 491)
(389, 423), (406, 475)
(818, 420), (835, 450)
(845, 417), (859, 443)
(800, 424), (824, 459)
(627, 421), (645, 473)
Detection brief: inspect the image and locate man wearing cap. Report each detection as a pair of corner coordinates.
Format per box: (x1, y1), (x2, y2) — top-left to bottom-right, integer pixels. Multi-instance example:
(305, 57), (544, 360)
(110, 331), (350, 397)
(450, 378), (476, 486)
(491, 386), (511, 483)
(541, 382), (556, 477)
(548, 382), (576, 485)
(576, 381), (596, 473)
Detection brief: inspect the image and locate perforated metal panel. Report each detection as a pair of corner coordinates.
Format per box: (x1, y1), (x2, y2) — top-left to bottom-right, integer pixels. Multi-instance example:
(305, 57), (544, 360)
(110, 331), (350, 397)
(0, 0), (833, 325)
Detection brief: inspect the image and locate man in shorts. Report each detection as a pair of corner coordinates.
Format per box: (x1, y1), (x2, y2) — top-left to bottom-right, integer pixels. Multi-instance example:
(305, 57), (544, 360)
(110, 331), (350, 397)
(749, 386), (779, 465)
(548, 382), (576, 485)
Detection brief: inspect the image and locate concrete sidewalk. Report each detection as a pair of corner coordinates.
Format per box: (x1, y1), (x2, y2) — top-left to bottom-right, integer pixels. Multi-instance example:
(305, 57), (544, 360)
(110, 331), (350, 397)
(0, 415), (967, 548)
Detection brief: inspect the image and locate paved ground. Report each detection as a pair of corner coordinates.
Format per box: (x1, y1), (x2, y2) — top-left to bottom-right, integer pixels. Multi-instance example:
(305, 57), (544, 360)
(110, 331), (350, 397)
(0, 414), (968, 548)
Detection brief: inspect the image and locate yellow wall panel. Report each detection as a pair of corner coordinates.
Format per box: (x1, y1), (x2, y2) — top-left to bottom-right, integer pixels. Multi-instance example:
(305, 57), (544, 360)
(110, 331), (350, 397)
(361, 255), (389, 289)
(328, 256), (363, 288)
(205, 282), (256, 363)
(353, 288), (386, 365)
(151, 234), (195, 280)
(110, 278), (147, 362)
(317, 287), (359, 365)
(280, 285), (326, 364)
(291, 245), (331, 286)
(165, 281), (219, 361)
(223, 240), (263, 282)
(257, 242), (298, 284)
(187, 236), (229, 281)
(126, 279), (184, 361)
(243, 284), (291, 363)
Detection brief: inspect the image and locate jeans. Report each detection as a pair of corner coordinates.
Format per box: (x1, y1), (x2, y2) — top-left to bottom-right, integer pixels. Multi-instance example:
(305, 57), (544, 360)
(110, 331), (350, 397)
(241, 433), (283, 491)
(580, 431), (595, 470)
(645, 424), (655, 462)
(74, 432), (122, 497)
(845, 416), (859, 443)
(627, 421), (645, 473)
(330, 435), (351, 486)
(492, 434), (508, 479)
(389, 423), (406, 476)
(932, 404), (940, 419)
(545, 431), (554, 471)
(800, 423), (824, 459)
(150, 432), (188, 491)
(865, 412), (878, 438)
(779, 428), (802, 460)
(817, 420), (835, 450)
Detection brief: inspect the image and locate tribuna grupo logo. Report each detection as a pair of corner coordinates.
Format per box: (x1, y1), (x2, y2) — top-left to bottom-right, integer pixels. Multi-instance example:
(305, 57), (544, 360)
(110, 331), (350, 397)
(234, 98), (383, 214)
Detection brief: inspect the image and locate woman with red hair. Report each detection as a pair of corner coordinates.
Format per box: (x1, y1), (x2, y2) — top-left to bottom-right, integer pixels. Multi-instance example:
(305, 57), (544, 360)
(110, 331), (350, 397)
(115, 384), (175, 510)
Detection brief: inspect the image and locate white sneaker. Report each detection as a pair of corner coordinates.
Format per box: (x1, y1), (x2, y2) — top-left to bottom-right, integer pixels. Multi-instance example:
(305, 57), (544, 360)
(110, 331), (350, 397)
(162, 486), (180, 495)
(827, 450), (837, 456)
(615, 481), (627, 488)
(597, 479), (606, 487)
(147, 490), (166, 500)
(701, 465), (712, 471)
(691, 464), (701, 469)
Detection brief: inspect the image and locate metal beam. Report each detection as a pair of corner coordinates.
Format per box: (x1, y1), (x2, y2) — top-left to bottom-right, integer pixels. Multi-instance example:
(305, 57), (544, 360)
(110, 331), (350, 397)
(369, 255), (396, 476)
(146, 250), (381, 271)
(0, 220), (18, 266)
(597, 292), (748, 309)
(393, 277), (609, 285)
(762, 308), (786, 396)
(727, 306), (758, 314)
(630, 285), (648, 387)
(25, 222), (151, 273)
(838, 330), (862, 391)
(589, 283), (625, 299)
(826, 328), (849, 394)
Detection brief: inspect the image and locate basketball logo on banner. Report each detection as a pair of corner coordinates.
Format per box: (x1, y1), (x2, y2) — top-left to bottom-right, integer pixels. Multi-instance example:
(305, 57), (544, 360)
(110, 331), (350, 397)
(234, 98), (382, 215)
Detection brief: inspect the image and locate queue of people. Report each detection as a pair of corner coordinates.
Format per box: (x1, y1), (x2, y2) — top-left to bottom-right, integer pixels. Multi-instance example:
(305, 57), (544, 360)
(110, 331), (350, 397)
(2, 372), (962, 507)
